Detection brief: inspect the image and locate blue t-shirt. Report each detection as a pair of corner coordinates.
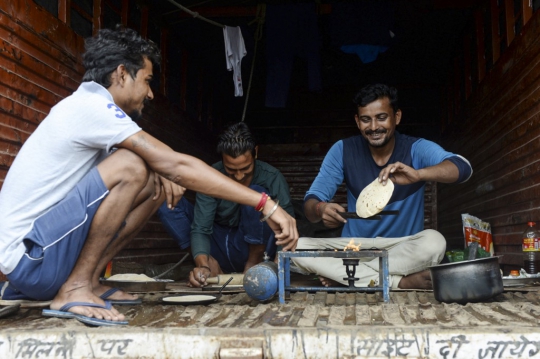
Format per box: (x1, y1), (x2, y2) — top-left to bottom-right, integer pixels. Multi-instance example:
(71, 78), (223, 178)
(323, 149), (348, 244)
(305, 132), (472, 238)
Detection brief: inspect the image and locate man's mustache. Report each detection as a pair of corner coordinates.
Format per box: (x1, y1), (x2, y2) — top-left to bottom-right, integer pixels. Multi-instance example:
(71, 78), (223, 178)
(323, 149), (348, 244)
(365, 129), (387, 135)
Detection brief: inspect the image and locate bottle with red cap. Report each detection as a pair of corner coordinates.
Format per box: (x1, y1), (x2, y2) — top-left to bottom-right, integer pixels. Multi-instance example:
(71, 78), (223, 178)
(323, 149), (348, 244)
(522, 221), (540, 274)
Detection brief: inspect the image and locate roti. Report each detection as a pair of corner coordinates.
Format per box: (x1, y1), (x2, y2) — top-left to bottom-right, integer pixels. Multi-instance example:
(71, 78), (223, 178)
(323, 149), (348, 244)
(162, 295), (216, 303)
(356, 178), (394, 218)
(107, 273), (156, 282)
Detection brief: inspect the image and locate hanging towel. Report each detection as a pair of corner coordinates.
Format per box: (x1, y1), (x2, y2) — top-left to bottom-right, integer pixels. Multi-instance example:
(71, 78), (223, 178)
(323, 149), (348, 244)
(223, 26), (247, 97)
(341, 44), (389, 64)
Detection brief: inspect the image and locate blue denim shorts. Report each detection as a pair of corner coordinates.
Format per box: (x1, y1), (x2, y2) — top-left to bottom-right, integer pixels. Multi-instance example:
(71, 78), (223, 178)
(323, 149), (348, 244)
(157, 185), (276, 273)
(5, 167), (108, 300)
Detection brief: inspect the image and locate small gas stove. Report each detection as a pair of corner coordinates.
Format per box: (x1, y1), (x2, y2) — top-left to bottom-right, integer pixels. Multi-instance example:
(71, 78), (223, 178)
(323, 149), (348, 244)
(277, 248), (390, 303)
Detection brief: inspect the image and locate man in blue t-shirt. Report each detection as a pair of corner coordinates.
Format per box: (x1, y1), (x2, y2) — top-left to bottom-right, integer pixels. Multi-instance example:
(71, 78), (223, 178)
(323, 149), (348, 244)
(292, 84), (472, 289)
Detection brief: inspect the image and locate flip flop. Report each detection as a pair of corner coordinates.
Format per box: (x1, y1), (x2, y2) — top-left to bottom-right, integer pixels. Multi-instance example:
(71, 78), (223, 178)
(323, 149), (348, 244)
(42, 307), (76, 319)
(99, 287), (142, 305)
(42, 301), (128, 327)
(75, 314), (129, 327)
(0, 304), (20, 318)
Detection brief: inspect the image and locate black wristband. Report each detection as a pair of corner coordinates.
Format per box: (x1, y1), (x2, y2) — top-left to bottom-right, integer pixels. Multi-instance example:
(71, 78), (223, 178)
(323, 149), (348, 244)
(199, 265), (211, 272)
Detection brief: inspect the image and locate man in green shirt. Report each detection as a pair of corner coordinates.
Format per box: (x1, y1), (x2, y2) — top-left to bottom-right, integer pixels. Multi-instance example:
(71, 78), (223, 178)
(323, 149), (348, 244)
(158, 122), (295, 287)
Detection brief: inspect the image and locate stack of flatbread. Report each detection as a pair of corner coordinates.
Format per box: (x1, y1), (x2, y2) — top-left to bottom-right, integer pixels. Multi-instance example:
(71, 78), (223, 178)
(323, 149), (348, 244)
(107, 273), (156, 282)
(355, 178), (394, 218)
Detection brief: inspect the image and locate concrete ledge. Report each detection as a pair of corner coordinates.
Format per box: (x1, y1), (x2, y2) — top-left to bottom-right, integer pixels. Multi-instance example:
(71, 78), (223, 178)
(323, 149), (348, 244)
(1, 326), (540, 358)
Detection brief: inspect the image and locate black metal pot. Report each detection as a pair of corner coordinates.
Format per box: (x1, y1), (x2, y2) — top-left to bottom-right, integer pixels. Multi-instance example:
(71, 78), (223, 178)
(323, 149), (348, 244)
(429, 256), (503, 304)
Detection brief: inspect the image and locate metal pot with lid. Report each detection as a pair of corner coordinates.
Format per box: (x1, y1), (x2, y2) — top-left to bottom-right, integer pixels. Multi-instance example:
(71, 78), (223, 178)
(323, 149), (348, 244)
(429, 256), (503, 304)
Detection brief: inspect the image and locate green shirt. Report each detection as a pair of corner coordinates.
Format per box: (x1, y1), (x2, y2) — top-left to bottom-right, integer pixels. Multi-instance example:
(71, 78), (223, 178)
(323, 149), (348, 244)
(191, 160), (294, 259)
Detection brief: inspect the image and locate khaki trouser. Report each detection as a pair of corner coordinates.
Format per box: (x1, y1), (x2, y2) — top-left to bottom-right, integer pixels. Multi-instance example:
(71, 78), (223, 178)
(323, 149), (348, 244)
(291, 229), (446, 289)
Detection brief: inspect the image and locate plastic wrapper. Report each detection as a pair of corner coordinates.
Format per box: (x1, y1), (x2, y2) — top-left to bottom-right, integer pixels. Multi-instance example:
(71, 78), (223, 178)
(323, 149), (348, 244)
(446, 214), (494, 263)
(462, 213), (494, 254)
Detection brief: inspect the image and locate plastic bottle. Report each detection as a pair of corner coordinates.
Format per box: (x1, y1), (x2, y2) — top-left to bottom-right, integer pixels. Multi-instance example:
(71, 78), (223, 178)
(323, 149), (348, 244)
(522, 221), (540, 274)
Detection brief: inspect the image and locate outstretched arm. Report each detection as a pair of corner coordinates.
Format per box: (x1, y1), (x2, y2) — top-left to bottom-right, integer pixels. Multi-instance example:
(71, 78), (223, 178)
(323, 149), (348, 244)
(118, 131), (298, 250)
(378, 160), (460, 186)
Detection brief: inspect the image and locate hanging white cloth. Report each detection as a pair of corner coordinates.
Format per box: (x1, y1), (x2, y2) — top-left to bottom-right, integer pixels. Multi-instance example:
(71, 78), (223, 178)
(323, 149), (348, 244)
(223, 26), (247, 97)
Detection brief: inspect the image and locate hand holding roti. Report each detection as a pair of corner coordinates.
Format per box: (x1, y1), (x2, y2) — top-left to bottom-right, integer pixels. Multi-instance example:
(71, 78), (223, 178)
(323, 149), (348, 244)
(356, 177), (394, 218)
(379, 161), (421, 186)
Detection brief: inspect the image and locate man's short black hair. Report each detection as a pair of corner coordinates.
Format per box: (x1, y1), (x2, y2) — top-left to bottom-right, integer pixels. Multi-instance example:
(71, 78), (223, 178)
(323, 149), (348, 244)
(82, 25), (161, 88)
(217, 122), (257, 158)
(353, 84), (399, 114)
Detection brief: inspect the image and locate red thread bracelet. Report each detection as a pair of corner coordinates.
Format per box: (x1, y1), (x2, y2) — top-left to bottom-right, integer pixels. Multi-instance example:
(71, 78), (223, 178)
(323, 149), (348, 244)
(316, 201), (326, 217)
(255, 192), (268, 212)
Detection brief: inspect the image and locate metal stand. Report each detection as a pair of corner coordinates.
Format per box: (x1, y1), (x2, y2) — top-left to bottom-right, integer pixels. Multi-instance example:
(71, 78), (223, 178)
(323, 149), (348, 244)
(343, 258), (360, 287)
(277, 249), (390, 303)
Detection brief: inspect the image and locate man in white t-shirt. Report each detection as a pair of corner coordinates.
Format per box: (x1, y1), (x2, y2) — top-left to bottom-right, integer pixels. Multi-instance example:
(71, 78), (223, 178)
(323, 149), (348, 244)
(0, 27), (298, 326)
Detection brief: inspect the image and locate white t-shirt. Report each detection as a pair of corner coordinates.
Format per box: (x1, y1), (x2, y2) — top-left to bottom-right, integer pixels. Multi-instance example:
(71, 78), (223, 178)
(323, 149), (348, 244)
(0, 81), (141, 274)
(223, 26), (246, 97)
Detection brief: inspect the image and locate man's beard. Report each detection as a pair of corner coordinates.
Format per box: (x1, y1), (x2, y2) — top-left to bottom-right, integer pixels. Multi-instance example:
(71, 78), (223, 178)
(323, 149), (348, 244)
(128, 110), (143, 122)
(364, 129), (391, 147)
(128, 100), (148, 122)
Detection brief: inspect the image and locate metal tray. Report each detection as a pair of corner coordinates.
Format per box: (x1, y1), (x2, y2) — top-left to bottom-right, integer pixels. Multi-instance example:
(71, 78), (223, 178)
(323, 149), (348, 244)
(161, 294), (221, 305)
(502, 277), (540, 287)
(0, 299), (50, 308)
(202, 284), (244, 293)
(100, 279), (169, 292)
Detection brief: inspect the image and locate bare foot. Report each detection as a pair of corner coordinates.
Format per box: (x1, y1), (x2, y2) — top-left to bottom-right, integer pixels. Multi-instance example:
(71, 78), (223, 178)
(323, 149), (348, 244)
(397, 270), (432, 289)
(318, 276), (342, 287)
(93, 284), (139, 301)
(50, 282), (125, 321)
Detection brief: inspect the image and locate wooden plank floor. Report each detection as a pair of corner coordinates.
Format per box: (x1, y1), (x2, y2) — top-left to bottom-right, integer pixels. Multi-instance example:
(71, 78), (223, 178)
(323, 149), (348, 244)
(2, 278), (540, 330)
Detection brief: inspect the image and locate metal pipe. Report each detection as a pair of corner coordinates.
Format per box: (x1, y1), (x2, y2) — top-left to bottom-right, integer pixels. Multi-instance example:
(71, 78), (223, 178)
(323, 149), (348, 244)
(164, 0), (225, 28)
